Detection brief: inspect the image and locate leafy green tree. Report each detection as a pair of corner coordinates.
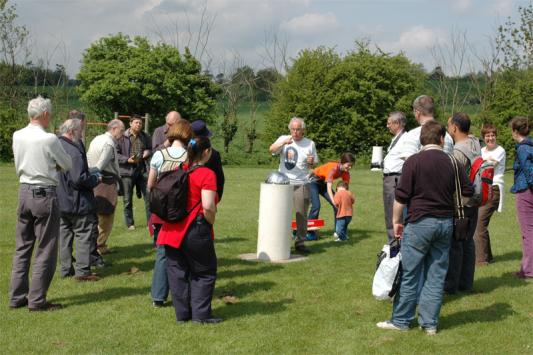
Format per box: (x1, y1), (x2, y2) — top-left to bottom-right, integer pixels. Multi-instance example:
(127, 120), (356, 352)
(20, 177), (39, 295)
(265, 43), (425, 158)
(483, 2), (533, 160)
(77, 33), (219, 123)
(0, 0), (29, 108)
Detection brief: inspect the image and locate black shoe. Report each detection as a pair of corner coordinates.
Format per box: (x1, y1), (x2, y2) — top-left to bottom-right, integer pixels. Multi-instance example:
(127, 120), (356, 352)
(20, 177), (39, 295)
(152, 301), (165, 308)
(9, 298), (28, 309)
(29, 302), (63, 312)
(177, 318), (191, 324)
(192, 317), (223, 324)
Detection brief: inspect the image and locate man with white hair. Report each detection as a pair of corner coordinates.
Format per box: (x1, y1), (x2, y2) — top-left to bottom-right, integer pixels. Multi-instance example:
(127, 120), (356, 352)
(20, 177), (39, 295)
(152, 111), (181, 151)
(270, 117), (318, 255)
(87, 119), (124, 255)
(66, 110), (105, 268)
(57, 119), (101, 281)
(10, 96), (72, 311)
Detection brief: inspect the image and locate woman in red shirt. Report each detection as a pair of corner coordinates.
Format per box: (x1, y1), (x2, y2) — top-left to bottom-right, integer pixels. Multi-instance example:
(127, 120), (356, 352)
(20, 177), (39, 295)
(157, 136), (221, 324)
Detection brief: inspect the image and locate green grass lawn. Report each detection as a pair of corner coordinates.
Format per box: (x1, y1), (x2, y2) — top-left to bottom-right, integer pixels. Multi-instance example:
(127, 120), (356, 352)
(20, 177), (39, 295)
(0, 164), (532, 354)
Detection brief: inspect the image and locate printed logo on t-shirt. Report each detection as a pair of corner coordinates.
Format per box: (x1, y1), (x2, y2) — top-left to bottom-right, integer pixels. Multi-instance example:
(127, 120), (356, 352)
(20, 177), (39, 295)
(284, 146), (298, 170)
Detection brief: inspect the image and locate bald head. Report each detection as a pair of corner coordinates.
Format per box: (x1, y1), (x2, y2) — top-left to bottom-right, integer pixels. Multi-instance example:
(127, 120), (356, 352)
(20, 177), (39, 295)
(166, 111), (181, 126)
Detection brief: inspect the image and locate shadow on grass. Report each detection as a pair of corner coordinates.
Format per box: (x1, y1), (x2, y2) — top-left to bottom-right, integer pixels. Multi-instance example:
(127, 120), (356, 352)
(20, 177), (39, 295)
(54, 286), (150, 306)
(493, 250), (522, 263)
(217, 236), (248, 243)
(305, 228), (374, 255)
(445, 271), (529, 303)
(440, 302), (515, 330)
(218, 257), (283, 279)
(217, 299), (295, 319)
(216, 280), (277, 298)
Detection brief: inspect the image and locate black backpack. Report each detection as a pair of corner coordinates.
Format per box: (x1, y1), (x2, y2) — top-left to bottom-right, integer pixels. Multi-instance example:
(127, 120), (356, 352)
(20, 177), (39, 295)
(149, 164), (200, 222)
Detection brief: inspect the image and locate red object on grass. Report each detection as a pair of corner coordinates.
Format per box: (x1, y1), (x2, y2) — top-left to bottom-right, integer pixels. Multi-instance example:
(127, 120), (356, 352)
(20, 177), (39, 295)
(291, 219), (325, 230)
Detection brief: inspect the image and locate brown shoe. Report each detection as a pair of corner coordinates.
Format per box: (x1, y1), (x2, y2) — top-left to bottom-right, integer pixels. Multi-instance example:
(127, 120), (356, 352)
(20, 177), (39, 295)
(74, 274), (100, 282)
(29, 303), (63, 312)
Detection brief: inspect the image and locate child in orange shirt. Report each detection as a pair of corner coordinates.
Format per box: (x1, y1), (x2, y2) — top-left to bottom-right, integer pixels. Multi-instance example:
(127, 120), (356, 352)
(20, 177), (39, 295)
(333, 181), (354, 241)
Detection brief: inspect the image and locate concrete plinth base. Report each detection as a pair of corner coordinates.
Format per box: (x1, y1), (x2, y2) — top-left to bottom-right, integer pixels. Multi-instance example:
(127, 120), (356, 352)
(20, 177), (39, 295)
(238, 253), (307, 263)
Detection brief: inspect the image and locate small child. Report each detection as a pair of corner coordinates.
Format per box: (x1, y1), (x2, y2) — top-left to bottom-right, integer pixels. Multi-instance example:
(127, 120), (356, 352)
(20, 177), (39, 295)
(333, 181), (355, 241)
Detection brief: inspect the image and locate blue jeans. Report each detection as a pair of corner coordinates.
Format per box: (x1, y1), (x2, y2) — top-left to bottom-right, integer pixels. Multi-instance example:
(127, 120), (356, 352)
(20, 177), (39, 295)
(336, 216), (352, 240)
(151, 224), (169, 302)
(391, 217), (452, 330)
(308, 180), (337, 235)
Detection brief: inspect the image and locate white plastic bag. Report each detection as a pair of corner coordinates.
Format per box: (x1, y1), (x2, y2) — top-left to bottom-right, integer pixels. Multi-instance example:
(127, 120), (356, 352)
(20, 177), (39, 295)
(372, 242), (402, 301)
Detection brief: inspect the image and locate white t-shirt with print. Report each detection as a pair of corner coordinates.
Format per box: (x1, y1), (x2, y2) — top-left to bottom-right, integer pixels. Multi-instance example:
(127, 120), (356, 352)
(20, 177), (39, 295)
(272, 135), (318, 185)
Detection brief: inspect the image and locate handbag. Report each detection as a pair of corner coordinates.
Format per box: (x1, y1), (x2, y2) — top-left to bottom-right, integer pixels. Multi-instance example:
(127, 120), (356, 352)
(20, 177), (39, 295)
(372, 239), (402, 300)
(449, 155), (469, 241)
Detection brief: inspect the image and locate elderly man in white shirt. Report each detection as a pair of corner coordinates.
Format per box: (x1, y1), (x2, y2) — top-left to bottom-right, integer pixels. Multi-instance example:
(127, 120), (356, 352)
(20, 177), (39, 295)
(9, 96), (72, 312)
(269, 117), (318, 255)
(382, 111), (408, 242)
(87, 119), (124, 255)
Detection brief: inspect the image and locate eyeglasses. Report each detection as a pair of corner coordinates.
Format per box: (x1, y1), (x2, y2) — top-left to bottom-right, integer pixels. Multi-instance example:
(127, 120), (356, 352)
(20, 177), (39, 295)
(290, 127), (303, 132)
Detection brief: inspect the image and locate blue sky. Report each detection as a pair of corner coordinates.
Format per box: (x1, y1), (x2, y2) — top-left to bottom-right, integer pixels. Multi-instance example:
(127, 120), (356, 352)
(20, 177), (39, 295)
(11, 0), (529, 77)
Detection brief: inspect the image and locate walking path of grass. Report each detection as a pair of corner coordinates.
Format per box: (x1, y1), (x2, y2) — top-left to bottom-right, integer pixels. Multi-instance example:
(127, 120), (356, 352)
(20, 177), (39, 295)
(0, 164), (531, 354)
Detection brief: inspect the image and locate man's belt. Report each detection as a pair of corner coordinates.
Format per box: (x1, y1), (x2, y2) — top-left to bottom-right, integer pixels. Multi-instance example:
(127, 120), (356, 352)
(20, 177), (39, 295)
(383, 172), (401, 177)
(21, 184), (56, 198)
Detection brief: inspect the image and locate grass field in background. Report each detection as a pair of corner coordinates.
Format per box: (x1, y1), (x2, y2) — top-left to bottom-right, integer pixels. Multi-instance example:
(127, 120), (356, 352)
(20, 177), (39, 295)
(0, 164), (532, 354)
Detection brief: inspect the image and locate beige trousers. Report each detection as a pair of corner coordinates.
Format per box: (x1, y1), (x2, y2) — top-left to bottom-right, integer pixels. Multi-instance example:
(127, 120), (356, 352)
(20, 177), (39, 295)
(97, 212), (115, 251)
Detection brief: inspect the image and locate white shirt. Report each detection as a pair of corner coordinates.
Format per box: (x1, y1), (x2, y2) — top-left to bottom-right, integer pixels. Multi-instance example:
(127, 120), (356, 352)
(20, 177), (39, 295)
(13, 123), (72, 186)
(482, 145), (506, 212)
(87, 132), (120, 176)
(272, 135), (318, 185)
(399, 125), (454, 160)
(383, 130), (407, 174)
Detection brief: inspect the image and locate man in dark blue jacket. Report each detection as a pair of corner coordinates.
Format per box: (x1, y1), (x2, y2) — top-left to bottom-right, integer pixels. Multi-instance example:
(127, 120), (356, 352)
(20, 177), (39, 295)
(57, 119), (101, 281)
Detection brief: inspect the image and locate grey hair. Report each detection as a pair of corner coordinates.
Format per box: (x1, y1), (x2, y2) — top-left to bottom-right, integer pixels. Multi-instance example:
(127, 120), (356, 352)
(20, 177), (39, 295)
(59, 118), (82, 135)
(27, 96), (52, 119)
(107, 118), (125, 131)
(389, 111), (406, 127)
(288, 117), (305, 130)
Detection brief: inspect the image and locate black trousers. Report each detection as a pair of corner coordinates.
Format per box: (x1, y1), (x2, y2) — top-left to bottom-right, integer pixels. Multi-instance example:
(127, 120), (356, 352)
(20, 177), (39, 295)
(165, 217), (217, 322)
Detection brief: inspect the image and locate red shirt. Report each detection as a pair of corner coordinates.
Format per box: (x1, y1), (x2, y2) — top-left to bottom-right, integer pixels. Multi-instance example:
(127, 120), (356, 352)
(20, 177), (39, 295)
(157, 166), (217, 249)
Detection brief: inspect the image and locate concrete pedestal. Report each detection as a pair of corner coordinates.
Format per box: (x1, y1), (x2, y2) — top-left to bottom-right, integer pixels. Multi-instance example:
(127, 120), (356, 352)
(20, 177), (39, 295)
(256, 183), (293, 261)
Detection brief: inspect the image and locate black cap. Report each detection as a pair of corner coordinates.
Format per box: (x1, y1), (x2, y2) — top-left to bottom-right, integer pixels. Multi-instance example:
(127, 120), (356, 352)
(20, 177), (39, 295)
(191, 119), (212, 137)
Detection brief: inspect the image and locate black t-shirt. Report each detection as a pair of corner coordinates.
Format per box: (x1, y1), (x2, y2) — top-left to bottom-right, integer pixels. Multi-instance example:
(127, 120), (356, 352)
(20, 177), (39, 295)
(395, 148), (473, 223)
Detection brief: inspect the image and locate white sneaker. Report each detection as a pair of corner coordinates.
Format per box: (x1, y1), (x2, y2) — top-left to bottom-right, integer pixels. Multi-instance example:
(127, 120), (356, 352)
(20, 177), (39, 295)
(376, 321), (407, 331)
(419, 326), (437, 335)
(333, 232), (339, 239)
(334, 237), (342, 242)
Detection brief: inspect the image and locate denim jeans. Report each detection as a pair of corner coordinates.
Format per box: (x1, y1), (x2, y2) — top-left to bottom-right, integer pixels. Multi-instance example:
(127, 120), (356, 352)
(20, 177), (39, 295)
(308, 180), (337, 237)
(335, 216), (352, 240)
(151, 224), (169, 302)
(391, 216), (453, 330)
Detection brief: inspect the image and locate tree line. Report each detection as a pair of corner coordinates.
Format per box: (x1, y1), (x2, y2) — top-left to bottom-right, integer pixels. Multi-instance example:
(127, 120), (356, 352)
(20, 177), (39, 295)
(1, 0), (531, 162)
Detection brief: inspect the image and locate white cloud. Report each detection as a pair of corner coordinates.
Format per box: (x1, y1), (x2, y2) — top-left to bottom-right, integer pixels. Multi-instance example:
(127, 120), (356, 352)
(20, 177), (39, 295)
(451, 0), (473, 13)
(281, 12), (339, 37)
(389, 26), (447, 52)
